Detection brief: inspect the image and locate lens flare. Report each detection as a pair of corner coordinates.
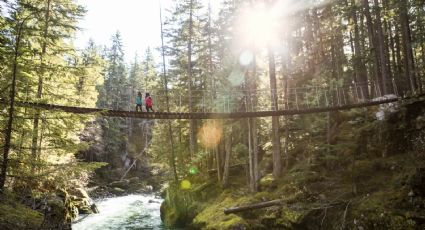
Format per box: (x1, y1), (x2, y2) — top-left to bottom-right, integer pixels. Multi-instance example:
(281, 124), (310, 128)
(198, 121), (223, 148)
(180, 180), (191, 190)
(239, 50), (254, 66)
(229, 68), (245, 86)
(189, 166), (199, 175)
(239, 3), (279, 47)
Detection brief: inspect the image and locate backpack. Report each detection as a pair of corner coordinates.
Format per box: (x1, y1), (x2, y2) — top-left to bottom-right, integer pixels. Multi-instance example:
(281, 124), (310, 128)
(146, 97), (153, 107)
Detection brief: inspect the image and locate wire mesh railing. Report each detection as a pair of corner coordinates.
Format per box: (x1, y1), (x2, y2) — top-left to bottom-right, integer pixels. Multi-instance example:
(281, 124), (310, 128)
(19, 79), (406, 114)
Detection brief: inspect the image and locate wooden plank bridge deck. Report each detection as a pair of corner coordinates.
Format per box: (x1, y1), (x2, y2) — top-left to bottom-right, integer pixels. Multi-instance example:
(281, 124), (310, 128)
(3, 95), (419, 120)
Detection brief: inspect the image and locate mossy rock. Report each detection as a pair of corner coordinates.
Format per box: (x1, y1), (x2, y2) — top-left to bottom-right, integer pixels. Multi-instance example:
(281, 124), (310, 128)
(128, 177), (140, 184)
(110, 187), (125, 195)
(259, 174), (277, 191)
(193, 211), (248, 230)
(127, 182), (148, 193)
(160, 200), (192, 228)
(71, 198), (93, 214)
(254, 191), (275, 201)
(275, 207), (303, 228)
(41, 196), (73, 229)
(68, 187), (90, 200)
(109, 180), (129, 189)
(192, 197), (251, 230)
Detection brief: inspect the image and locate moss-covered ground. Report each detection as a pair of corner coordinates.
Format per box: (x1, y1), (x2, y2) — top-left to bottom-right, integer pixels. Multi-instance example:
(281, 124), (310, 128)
(161, 100), (425, 229)
(0, 191), (43, 230)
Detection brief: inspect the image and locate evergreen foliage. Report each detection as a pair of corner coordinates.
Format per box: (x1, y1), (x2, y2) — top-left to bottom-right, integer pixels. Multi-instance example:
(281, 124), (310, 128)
(0, 0), (425, 228)
(0, 0), (103, 195)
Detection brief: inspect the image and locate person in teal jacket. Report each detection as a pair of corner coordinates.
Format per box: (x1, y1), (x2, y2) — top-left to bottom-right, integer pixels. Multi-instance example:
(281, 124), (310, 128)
(135, 92), (143, 112)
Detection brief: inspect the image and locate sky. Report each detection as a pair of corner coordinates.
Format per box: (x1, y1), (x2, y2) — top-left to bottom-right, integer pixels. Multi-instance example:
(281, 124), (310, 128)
(74, 0), (220, 63)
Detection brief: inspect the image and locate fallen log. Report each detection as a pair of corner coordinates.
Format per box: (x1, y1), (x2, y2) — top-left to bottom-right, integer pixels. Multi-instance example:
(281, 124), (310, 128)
(224, 199), (285, 215)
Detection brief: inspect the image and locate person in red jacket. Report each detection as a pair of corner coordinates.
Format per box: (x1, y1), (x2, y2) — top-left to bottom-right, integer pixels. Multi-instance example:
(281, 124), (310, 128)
(145, 93), (155, 112)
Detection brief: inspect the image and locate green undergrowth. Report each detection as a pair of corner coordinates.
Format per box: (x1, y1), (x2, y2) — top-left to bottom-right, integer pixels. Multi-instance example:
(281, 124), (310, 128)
(162, 102), (425, 229)
(0, 191), (43, 230)
(163, 151), (425, 229)
(192, 195), (251, 230)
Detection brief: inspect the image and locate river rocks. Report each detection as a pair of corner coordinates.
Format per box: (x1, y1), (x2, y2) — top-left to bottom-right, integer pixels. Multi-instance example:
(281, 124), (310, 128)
(128, 177), (140, 184)
(91, 203), (99, 213)
(111, 187), (126, 195)
(40, 189), (74, 230)
(90, 179), (155, 198)
(69, 187), (90, 199)
(110, 180), (129, 189)
(143, 185), (154, 193)
(89, 185), (113, 198)
(68, 187), (99, 215)
(131, 184), (153, 194)
(72, 198), (93, 214)
(149, 199), (160, 204)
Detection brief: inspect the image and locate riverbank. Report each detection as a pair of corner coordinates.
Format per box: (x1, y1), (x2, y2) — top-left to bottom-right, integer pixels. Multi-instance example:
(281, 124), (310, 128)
(0, 170), (162, 229)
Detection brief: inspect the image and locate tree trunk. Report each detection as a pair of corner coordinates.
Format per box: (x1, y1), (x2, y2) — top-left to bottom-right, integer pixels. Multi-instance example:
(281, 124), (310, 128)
(31, 0), (51, 172)
(363, 0), (382, 95)
(247, 118), (256, 192)
(160, 3), (178, 181)
(281, 41), (290, 168)
(373, 0), (392, 94)
(387, 20), (399, 80)
(399, 0), (417, 93)
(222, 127), (232, 188)
(268, 47), (281, 177)
(350, 0), (369, 98)
(224, 199), (285, 215)
(215, 126), (223, 182)
(252, 117), (259, 185)
(395, 24), (404, 90)
(207, 0), (215, 104)
(0, 22), (23, 191)
(188, 0), (196, 159)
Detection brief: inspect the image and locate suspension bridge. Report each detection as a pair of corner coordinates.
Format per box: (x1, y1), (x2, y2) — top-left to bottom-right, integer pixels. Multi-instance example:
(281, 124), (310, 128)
(2, 81), (424, 120)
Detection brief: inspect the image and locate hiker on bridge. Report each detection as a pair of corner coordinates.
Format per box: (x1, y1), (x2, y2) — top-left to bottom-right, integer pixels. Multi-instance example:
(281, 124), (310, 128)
(135, 92), (144, 112)
(145, 93), (155, 112)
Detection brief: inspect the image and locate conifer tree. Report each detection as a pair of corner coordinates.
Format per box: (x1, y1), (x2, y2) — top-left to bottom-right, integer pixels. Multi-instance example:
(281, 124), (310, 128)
(99, 32), (129, 167)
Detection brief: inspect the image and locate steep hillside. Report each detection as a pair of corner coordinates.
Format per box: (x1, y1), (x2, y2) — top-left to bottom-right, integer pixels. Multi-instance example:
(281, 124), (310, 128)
(161, 99), (425, 229)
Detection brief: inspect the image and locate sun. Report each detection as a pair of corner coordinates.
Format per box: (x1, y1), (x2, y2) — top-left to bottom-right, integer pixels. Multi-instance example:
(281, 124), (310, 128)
(239, 3), (279, 47)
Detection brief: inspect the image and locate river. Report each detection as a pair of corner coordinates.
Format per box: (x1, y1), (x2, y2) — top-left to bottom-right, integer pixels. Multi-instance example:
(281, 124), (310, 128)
(72, 194), (166, 230)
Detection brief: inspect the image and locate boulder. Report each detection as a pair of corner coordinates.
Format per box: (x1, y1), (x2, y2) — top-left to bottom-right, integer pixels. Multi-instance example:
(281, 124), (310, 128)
(91, 203), (99, 214)
(128, 182), (146, 193)
(71, 198), (92, 215)
(68, 187), (97, 215)
(40, 190), (74, 229)
(137, 185), (153, 193)
(111, 187), (126, 195)
(128, 177), (140, 184)
(69, 187), (90, 200)
(89, 186), (110, 199)
(109, 180), (129, 189)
